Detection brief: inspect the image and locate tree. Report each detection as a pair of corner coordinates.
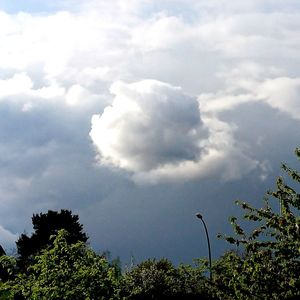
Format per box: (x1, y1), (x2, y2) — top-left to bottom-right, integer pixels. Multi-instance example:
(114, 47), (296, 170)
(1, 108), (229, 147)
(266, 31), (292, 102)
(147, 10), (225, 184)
(16, 209), (88, 270)
(215, 148), (300, 299)
(0, 245), (5, 256)
(0, 255), (17, 299)
(121, 258), (213, 299)
(11, 230), (120, 300)
(175, 262), (215, 299)
(121, 258), (178, 299)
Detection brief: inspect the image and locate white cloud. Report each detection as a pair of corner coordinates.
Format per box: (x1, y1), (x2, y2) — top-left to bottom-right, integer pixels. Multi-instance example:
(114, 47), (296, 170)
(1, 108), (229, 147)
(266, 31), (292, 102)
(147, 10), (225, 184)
(0, 72), (66, 111)
(0, 73), (33, 99)
(200, 75), (300, 121)
(66, 84), (89, 106)
(0, 1), (299, 107)
(257, 77), (300, 120)
(90, 80), (258, 183)
(90, 80), (204, 171)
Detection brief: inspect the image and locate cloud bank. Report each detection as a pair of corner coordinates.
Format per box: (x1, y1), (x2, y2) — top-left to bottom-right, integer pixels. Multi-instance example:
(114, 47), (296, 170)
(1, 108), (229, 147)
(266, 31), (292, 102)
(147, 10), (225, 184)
(0, 0), (298, 190)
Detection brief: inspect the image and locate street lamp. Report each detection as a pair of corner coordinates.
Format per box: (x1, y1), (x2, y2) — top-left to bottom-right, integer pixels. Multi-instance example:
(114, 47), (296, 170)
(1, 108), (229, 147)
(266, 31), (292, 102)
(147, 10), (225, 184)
(196, 213), (212, 281)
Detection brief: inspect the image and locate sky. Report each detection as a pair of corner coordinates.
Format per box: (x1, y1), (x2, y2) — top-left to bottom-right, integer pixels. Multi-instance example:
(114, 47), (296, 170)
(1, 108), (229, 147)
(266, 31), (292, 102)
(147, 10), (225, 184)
(0, 0), (300, 265)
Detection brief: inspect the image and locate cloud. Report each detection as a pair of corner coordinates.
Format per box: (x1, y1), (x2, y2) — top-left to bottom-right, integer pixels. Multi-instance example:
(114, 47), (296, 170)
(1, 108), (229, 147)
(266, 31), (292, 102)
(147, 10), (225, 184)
(257, 77), (300, 120)
(0, 1), (298, 186)
(0, 225), (18, 251)
(90, 80), (204, 171)
(90, 80), (258, 183)
(200, 74), (300, 122)
(0, 73), (33, 99)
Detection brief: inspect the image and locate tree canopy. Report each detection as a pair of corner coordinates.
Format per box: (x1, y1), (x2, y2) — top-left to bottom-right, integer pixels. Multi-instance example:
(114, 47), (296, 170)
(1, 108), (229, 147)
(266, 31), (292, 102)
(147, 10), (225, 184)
(121, 258), (213, 300)
(4, 230), (120, 300)
(16, 209), (88, 270)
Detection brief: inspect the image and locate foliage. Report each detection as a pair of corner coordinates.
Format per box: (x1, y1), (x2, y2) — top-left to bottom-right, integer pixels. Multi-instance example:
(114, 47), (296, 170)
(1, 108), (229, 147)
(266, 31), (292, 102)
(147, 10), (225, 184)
(0, 255), (17, 282)
(121, 258), (213, 299)
(215, 148), (300, 299)
(175, 261), (214, 299)
(206, 251), (240, 299)
(16, 209), (88, 270)
(0, 255), (17, 299)
(10, 229), (120, 300)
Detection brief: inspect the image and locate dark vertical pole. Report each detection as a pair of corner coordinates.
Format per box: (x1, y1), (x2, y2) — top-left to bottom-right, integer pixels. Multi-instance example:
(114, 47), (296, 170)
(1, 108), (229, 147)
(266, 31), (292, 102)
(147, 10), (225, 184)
(196, 213), (212, 281)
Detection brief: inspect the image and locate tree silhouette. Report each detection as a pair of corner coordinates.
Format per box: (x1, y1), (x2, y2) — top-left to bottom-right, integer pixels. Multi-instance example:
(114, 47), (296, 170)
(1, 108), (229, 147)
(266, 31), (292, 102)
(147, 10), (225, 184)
(0, 245), (5, 256)
(16, 209), (88, 270)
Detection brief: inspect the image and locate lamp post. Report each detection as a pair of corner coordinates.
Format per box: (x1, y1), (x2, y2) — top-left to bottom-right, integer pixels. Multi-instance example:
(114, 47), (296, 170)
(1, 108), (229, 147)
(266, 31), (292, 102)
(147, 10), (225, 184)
(196, 213), (212, 281)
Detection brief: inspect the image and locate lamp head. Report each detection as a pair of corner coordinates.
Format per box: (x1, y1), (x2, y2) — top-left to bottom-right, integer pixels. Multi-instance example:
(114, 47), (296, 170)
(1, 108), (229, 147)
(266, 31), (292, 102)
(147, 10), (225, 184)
(196, 213), (203, 219)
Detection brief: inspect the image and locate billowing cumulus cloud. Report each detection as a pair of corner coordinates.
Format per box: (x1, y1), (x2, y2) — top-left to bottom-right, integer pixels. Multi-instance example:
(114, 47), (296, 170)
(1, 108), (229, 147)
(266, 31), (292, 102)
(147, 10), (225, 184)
(90, 80), (203, 172)
(90, 80), (258, 183)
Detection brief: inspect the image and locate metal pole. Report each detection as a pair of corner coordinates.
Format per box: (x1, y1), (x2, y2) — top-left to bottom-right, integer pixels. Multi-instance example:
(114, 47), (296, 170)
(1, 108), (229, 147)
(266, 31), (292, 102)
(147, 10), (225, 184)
(196, 213), (212, 281)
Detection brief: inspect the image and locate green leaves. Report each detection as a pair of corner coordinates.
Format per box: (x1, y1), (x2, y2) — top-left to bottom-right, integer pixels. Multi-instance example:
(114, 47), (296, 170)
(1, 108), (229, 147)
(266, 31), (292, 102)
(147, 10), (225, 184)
(9, 230), (120, 300)
(215, 148), (300, 299)
(16, 209), (88, 272)
(121, 258), (213, 299)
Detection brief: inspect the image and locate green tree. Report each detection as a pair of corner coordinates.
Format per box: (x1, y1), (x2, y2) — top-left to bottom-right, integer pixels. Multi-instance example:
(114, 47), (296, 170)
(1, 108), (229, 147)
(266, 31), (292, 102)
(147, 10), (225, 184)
(175, 261), (214, 299)
(11, 229), (120, 300)
(207, 251), (241, 299)
(121, 258), (177, 299)
(215, 148), (300, 299)
(0, 255), (17, 299)
(16, 209), (88, 270)
(121, 258), (213, 299)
